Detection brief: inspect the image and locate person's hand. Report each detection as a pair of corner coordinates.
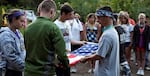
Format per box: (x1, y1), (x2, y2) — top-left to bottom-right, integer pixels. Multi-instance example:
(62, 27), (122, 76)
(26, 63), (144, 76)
(94, 40), (99, 43)
(55, 63), (67, 69)
(81, 41), (87, 45)
(66, 49), (71, 53)
(80, 57), (89, 63)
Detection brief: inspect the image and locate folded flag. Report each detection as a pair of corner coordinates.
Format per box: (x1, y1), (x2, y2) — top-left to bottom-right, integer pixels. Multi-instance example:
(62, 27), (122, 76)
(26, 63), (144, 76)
(67, 54), (84, 67)
(71, 43), (98, 56)
(68, 43), (98, 66)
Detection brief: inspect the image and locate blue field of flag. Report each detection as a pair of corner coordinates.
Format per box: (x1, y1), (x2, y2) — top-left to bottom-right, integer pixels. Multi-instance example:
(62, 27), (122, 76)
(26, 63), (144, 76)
(71, 43), (98, 56)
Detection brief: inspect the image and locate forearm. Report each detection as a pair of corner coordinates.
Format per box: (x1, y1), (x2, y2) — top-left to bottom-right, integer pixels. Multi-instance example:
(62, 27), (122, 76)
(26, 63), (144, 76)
(96, 25), (102, 41)
(81, 53), (102, 63)
(71, 40), (86, 45)
(80, 31), (84, 41)
(54, 29), (69, 68)
(3, 43), (25, 70)
(83, 24), (88, 41)
(87, 53), (102, 61)
(6, 54), (25, 70)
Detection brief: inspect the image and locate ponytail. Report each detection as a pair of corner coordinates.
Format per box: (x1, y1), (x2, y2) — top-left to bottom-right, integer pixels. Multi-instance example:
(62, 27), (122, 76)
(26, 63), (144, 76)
(2, 13), (9, 20)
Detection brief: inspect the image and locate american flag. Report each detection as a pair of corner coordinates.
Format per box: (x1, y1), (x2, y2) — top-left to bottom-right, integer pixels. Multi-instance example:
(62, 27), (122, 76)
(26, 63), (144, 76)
(68, 43), (98, 66)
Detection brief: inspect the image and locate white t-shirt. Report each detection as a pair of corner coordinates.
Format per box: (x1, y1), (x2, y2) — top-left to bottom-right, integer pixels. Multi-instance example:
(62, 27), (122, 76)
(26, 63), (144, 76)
(120, 24), (133, 42)
(66, 18), (83, 41)
(54, 19), (72, 51)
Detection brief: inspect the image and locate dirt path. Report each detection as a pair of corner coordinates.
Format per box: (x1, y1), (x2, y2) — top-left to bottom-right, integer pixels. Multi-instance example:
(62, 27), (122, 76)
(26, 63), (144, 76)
(71, 61), (150, 76)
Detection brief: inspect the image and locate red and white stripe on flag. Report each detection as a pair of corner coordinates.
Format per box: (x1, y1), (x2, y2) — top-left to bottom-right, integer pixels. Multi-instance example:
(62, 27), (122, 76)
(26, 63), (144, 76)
(67, 53), (84, 67)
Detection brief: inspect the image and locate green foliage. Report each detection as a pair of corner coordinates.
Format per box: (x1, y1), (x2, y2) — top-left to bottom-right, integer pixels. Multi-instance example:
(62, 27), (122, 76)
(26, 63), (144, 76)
(0, 5), (14, 26)
(55, 0), (69, 9)
(1, 0), (150, 24)
(69, 0), (99, 22)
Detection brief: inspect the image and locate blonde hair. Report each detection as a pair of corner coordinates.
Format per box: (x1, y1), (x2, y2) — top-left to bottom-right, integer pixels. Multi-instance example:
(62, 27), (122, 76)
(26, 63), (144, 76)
(37, 0), (56, 15)
(117, 11), (129, 24)
(86, 13), (96, 22)
(75, 13), (80, 18)
(138, 13), (146, 19)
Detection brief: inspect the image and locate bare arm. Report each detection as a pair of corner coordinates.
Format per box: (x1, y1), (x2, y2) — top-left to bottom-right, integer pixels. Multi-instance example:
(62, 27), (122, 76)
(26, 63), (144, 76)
(83, 23), (88, 41)
(80, 53), (103, 63)
(129, 31), (133, 47)
(2, 40), (25, 71)
(71, 40), (86, 45)
(96, 23), (102, 42)
(80, 31), (84, 41)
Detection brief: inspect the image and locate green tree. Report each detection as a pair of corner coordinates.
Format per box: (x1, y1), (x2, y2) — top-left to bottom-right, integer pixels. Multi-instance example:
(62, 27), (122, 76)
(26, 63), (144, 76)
(1, 0), (150, 25)
(69, 0), (99, 22)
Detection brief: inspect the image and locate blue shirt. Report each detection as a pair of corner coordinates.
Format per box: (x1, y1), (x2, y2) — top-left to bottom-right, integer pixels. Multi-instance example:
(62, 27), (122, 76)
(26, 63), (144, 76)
(0, 27), (26, 71)
(95, 25), (120, 76)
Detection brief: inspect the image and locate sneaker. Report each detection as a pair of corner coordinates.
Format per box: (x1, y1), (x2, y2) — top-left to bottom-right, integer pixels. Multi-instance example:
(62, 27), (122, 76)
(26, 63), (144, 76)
(140, 69), (144, 76)
(88, 69), (92, 73)
(135, 63), (138, 66)
(88, 69), (94, 73)
(130, 57), (134, 61)
(70, 67), (77, 73)
(145, 66), (150, 71)
(136, 69), (141, 75)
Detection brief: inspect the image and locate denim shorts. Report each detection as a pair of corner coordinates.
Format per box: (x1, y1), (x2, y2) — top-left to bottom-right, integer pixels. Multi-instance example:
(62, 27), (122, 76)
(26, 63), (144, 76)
(124, 42), (131, 48)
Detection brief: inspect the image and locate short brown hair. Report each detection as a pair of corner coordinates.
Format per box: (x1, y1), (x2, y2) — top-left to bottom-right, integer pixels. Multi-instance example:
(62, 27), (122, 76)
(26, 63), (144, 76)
(37, 0), (56, 14)
(60, 3), (73, 15)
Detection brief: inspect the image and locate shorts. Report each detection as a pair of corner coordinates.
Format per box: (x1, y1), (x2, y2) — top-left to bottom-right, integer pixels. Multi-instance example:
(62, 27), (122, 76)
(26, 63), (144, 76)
(136, 47), (145, 52)
(0, 68), (2, 76)
(124, 42), (131, 48)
